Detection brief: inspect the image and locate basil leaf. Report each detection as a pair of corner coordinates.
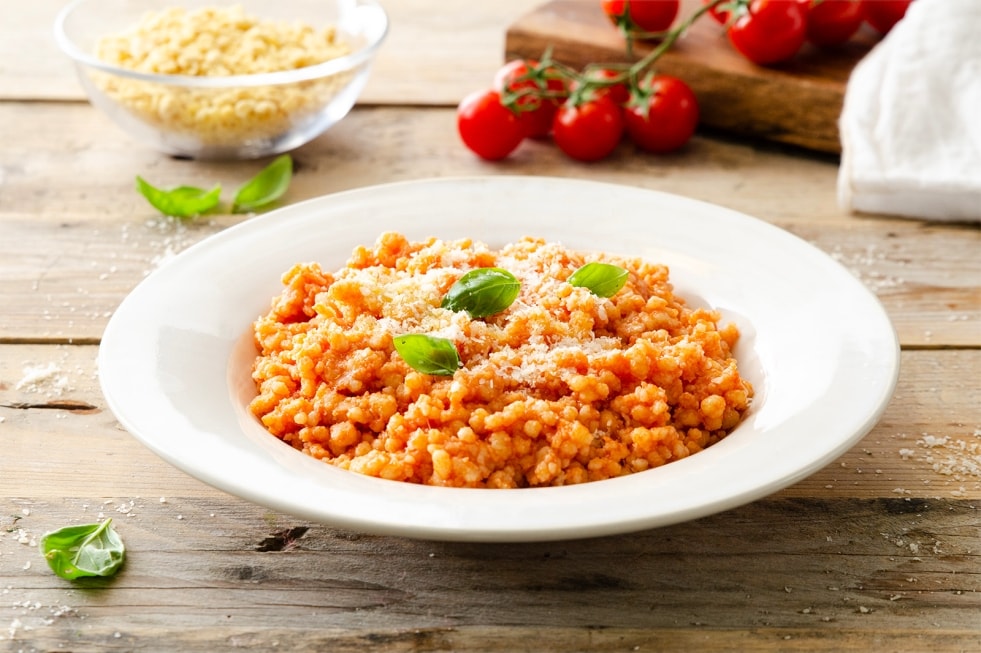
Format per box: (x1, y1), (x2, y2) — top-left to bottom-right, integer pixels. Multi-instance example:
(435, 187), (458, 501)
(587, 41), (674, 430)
(440, 267), (520, 318)
(135, 176), (220, 218)
(568, 262), (628, 298)
(232, 154), (293, 213)
(393, 334), (460, 376)
(39, 519), (125, 580)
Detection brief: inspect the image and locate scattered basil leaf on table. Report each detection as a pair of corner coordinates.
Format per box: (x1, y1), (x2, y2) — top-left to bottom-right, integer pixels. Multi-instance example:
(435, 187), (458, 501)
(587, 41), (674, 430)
(135, 176), (221, 218)
(39, 519), (125, 580)
(568, 262), (628, 298)
(394, 334), (461, 376)
(232, 154), (293, 213)
(441, 267), (521, 318)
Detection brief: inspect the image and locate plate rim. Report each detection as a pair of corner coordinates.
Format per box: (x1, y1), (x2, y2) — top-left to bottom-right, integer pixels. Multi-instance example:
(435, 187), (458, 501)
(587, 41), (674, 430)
(98, 175), (901, 542)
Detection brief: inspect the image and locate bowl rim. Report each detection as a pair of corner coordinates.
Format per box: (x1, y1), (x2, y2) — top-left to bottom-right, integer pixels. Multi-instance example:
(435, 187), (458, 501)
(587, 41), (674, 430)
(53, 0), (389, 88)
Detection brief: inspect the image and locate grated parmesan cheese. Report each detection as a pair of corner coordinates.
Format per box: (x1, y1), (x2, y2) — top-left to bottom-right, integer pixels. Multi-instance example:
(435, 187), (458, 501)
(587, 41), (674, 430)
(14, 362), (69, 396)
(249, 233), (754, 488)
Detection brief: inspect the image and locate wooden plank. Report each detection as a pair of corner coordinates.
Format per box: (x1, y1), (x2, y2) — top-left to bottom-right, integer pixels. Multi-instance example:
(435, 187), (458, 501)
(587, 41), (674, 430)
(1, 104), (978, 346)
(2, 206), (977, 347)
(1, 627), (979, 653)
(5, 628), (978, 653)
(0, 2), (77, 101)
(2, 345), (979, 501)
(0, 0), (537, 105)
(0, 213), (242, 344)
(1, 496), (978, 651)
(505, 0), (882, 153)
(781, 221), (981, 349)
(781, 349), (981, 501)
(0, 103), (846, 221)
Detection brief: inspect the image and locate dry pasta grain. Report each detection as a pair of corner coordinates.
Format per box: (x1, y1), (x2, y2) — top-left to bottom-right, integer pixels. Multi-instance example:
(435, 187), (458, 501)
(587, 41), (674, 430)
(249, 233), (754, 488)
(92, 6), (351, 146)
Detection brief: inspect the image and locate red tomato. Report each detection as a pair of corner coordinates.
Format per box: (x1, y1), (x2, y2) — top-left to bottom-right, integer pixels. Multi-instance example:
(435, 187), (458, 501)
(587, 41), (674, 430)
(806, 0), (863, 46)
(572, 68), (631, 105)
(493, 59), (567, 138)
(552, 95), (624, 162)
(602, 0), (680, 33)
(706, 0), (807, 24)
(861, 0), (912, 34)
(727, 0), (808, 65)
(624, 75), (699, 153)
(456, 89), (525, 161)
(704, 0), (733, 24)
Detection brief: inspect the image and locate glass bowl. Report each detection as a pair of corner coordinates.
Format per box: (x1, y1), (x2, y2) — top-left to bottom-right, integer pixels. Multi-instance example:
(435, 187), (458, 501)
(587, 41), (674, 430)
(54, 0), (388, 160)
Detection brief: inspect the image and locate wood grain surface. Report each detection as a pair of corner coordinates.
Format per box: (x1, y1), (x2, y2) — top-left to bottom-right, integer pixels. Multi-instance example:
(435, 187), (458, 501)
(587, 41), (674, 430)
(2, 497), (978, 651)
(505, 0), (882, 153)
(1, 1), (979, 652)
(1, 104), (978, 347)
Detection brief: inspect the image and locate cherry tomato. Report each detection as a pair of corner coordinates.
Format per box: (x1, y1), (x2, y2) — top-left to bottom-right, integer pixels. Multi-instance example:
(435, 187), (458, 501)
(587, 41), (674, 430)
(806, 0), (863, 46)
(552, 95), (624, 162)
(456, 89), (525, 161)
(572, 68), (630, 105)
(624, 75), (699, 154)
(861, 0), (912, 34)
(704, 0), (734, 24)
(727, 0), (808, 65)
(706, 0), (807, 24)
(602, 0), (680, 33)
(493, 59), (567, 138)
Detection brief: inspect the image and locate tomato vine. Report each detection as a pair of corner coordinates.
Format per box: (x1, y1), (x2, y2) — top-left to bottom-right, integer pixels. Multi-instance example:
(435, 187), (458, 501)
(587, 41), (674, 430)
(457, 0), (913, 162)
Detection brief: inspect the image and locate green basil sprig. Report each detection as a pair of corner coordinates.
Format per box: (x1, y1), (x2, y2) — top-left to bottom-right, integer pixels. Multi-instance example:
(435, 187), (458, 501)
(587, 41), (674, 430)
(568, 262), (628, 298)
(232, 154), (293, 213)
(394, 334), (460, 376)
(136, 154), (293, 218)
(441, 267), (520, 318)
(135, 176), (221, 218)
(39, 519), (125, 580)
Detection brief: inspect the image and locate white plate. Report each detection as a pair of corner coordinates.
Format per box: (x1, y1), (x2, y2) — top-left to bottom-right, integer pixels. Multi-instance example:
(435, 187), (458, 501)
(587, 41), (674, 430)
(98, 176), (899, 542)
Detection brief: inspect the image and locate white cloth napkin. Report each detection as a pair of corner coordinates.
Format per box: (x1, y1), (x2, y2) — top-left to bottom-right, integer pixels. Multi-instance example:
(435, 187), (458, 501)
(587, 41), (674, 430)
(837, 0), (981, 222)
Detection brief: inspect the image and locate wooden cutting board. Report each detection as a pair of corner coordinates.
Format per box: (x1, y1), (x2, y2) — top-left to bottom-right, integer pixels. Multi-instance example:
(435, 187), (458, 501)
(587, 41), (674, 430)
(505, 0), (882, 153)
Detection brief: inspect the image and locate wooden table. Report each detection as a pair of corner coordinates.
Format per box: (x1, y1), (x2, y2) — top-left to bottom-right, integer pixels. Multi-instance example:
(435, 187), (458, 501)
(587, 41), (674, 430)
(2, 1), (979, 651)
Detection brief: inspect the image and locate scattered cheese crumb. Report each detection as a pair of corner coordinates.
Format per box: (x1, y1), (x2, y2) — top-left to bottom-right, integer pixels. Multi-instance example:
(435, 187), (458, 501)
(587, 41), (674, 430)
(14, 363), (69, 396)
(7, 618), (23, 639)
